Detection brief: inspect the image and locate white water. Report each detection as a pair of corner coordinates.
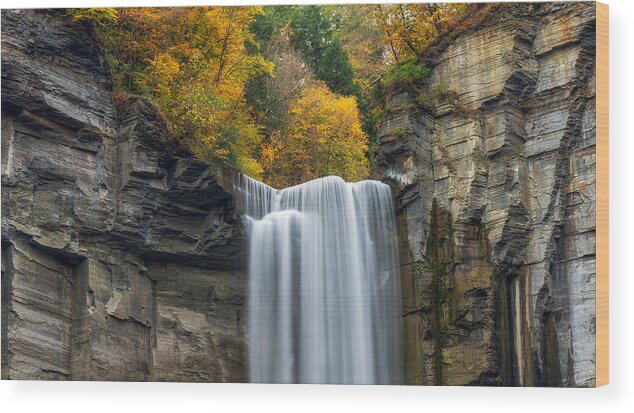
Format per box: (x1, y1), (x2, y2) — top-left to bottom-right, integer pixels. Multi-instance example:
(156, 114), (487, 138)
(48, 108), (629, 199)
(237, 175), (402, 384)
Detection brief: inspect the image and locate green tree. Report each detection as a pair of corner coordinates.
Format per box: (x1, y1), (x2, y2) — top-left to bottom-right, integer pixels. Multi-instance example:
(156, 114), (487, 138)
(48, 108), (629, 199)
(289, 6), (357, 96)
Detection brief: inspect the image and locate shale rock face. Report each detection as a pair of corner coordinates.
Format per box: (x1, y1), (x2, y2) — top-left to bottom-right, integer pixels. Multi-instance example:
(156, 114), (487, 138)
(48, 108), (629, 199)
(378, 3), (597, 386)
(1, 9), (247, 382)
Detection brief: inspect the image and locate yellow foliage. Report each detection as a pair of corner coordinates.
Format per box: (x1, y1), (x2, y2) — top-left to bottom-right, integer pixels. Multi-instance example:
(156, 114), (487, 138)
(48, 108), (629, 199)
(88, 6), (273, 175)
(144, 53), (180, 102)
(264, 84), (369, 187)
(67, 8), (118, 26)
(370, 3), (468, 63)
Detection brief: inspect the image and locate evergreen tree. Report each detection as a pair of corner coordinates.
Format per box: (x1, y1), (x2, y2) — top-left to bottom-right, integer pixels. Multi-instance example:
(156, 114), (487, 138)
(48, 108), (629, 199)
(289, 6), (357, 96)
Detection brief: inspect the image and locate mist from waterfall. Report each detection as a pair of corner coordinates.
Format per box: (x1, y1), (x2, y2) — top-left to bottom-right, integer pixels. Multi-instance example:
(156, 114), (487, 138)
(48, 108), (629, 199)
(237, 175), (402, 384)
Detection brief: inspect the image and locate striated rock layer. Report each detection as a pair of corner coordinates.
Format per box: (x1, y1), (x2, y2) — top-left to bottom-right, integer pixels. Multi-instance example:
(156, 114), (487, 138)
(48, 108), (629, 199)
(1, 9), (247, 382)
(377, 2), (597, 386)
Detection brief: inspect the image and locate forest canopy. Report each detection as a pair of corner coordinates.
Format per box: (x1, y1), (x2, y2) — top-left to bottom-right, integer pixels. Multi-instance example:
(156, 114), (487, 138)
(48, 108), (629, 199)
(69, 4), (470, 186)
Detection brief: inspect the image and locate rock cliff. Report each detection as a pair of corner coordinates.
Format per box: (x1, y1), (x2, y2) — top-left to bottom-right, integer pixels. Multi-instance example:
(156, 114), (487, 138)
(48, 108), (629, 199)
(378, 2), (597, 386)
(1, 9), (246, 382)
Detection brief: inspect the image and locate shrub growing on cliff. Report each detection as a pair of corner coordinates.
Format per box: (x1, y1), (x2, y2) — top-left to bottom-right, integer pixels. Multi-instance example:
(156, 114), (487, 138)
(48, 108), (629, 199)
(384, 60), (431, 89)
(67, 8), (118, 27)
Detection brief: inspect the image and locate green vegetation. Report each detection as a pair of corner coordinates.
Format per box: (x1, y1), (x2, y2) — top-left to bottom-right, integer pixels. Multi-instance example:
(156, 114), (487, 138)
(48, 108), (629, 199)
(414, 257), (452, 385)
(384, 60), (431, 89)
(391, 126), (407, 139)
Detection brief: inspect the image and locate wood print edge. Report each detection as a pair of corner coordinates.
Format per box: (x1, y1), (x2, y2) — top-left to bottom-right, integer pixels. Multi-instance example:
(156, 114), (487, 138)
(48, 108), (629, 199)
(595, 0), (609, 388)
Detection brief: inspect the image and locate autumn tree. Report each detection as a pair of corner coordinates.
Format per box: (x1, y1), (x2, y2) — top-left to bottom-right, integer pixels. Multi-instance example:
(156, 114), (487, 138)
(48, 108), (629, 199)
(143, 7), (273, 177)
(247, 30), (315, 138)
(336, 3), (468, 166)
(333, 5), (385, 92)
(68, 8), (118, 27)
(70, 4), (468, 184)
(74, 7), (273, 178)
(327, 5), (388, 168)
(369, 3), (468, 63)
(264, 83), (369, 187)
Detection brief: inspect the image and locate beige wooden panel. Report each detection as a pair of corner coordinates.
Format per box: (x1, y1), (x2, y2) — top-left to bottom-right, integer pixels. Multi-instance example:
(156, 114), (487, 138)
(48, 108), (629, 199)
(595, 1), (609, 388)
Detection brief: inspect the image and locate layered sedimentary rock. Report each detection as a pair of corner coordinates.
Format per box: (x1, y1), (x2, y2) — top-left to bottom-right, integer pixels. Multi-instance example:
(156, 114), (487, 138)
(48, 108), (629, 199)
(378, 2), (597, 386)
(1, 9), (246, 381)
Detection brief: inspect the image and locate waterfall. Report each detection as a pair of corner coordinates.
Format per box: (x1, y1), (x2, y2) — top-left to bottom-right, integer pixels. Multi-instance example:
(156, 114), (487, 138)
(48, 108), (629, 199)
(237, 175), (402, 384)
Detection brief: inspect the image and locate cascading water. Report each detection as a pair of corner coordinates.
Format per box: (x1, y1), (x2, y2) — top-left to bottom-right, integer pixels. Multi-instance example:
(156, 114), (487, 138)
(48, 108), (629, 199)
(237, 175), (402, 384)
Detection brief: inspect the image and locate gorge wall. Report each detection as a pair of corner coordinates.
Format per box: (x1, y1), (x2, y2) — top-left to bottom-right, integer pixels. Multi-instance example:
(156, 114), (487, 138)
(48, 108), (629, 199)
(1, 4), (597, 386)
(377, 2), (597, 386)
(1, 9), (247, 382)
